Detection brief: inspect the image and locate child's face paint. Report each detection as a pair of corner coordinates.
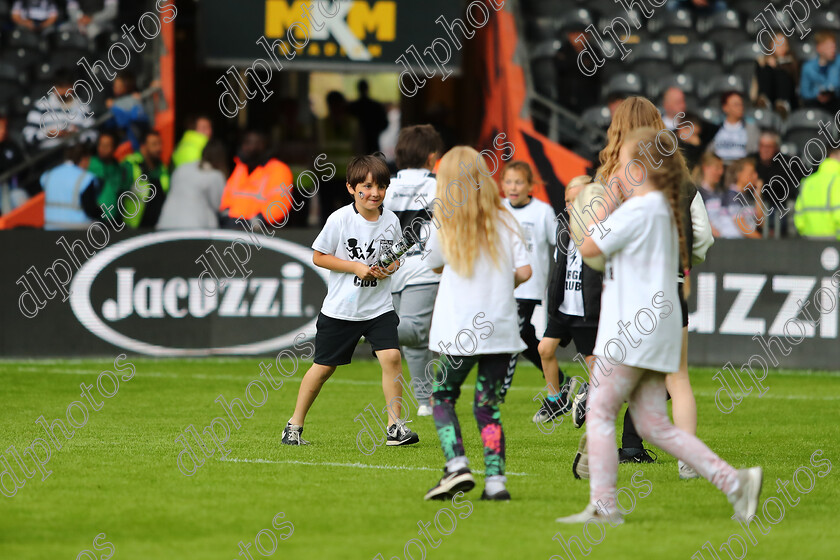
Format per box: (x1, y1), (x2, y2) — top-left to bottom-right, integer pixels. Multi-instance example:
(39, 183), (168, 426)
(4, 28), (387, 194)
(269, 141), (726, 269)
(347, 172), (387, 212)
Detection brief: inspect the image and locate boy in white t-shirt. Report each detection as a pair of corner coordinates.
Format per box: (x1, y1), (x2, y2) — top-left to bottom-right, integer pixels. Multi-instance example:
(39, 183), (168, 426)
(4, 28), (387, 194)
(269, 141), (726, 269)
(281, 155), (419, 447)
(497, 161), (560, 403)
(556, 127), (762, 525)
(422, 147), (532, 502)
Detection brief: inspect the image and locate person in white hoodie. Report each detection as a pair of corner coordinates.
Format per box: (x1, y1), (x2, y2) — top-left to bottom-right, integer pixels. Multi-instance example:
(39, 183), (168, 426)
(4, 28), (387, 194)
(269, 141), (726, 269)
(156, 140), (228, 230)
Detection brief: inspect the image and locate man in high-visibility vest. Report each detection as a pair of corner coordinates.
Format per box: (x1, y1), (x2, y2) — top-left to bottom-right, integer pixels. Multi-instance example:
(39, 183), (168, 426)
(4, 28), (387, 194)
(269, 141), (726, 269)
(219, 130), (294, 228)
(794, 147), (840, 240)
(41, 144), (102, 230)
(121, 130), (170, 228)
(172, 114), (212, 169)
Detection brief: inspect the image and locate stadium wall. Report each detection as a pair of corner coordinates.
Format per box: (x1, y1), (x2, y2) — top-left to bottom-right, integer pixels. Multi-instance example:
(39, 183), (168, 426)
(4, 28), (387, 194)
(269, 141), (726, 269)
(3, 230), (839, 368)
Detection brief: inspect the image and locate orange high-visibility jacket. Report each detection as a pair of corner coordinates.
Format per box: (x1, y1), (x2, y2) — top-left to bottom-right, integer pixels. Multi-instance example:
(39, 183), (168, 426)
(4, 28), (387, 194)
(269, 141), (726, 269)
(220, 157), (295, 224)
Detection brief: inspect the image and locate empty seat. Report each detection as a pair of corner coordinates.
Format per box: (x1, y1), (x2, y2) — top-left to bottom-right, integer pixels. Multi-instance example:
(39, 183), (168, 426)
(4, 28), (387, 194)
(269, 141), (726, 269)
(783, 108), (833, 146)
(5, 29), (42, 50)
(812, 11), (840, 33)
(521, 0), (566, 17)
(779, 141), (800, 157)
(740, 0), (772, 33)
(526, 17), (560, 41)
(10, 94), (34, 117)
(791, 41), (815, 62)
(676, 41), (718, 76)
(558, 8), (595, 35)
(726, 42), (763, 87)
(699, 106), (725, 127)
(626, 39), (671, 76)
(0, 48), (42, 74)
(0, 61), (18, 85)
(50, 50), (84, 72)
(53, 31), (91, 54)
(603, 72), (645, 98)
(648, 9), (698, 45)
(699, 74), (746, 104)
(0, 0), (9, 19)
(581, 104), (612, 129)
(530, 40), (560, 100)
(701, 10), (748, 47)
(748, 108), (783, 133)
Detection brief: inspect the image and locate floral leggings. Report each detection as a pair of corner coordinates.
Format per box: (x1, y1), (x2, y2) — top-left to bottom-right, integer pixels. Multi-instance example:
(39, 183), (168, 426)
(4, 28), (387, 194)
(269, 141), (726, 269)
(432, 353), (511, 476)
(588, 363), (739, 510)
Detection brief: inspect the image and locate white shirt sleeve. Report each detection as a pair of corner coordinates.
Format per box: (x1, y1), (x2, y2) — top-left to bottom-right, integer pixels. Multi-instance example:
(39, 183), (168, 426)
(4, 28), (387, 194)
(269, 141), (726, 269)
(690, 191), (714, 265)
(312, 214), (340, 255)
(423, 226), (446, 269)
(591, 202), (642, 257)
(511, 227), (530, 269)
(544, 205), (557, 247)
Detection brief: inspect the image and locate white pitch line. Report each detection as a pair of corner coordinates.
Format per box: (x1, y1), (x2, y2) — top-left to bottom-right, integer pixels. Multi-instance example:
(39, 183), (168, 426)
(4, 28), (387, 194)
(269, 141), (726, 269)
(217, 457), (528, 476)
(692, 391), (840, 401)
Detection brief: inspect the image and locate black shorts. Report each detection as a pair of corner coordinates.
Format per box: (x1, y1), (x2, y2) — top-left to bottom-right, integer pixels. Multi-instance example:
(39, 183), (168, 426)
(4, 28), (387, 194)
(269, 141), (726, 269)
(313, 310), (400, 366)
(543, 313), (598, 356)
(679, 282), (689, 328)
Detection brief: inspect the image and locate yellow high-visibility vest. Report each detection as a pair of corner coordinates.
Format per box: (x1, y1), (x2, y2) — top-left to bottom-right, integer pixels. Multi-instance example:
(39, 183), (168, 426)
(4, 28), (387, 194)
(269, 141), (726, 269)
(794, 157), (840, 239)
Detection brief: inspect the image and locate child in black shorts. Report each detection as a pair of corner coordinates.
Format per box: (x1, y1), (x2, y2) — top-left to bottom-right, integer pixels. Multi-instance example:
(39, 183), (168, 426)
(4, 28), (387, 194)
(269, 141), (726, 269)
(281, 155), (419, 447)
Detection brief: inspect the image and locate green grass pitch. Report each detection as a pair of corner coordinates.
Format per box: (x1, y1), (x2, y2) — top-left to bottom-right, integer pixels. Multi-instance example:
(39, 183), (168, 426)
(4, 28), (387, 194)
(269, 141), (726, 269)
(1, 357), (839, 560)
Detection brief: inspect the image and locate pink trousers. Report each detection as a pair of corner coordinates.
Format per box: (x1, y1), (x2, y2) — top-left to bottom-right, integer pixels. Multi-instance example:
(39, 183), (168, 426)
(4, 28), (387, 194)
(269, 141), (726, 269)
(587, 363), (739, 510)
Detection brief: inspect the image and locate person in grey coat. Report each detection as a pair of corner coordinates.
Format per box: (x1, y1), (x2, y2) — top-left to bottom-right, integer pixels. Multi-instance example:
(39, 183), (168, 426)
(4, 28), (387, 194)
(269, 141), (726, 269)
(157, 140), (228, 230)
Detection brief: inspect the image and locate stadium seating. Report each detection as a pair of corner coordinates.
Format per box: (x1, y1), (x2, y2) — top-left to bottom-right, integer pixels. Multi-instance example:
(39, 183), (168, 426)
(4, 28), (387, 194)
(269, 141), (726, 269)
(648, 9), (698, 45)
(701, 10), (748, 47)
(783, 108), (833, 147)
(748, 108), (784, 133)
(603, 72), (645, 99)
(557, 8), (594, 36)
(581, 104), (612, 130)
(699, 74), (746, 105)
(676, 41), (718, 78)
(725, 42), (763, 88)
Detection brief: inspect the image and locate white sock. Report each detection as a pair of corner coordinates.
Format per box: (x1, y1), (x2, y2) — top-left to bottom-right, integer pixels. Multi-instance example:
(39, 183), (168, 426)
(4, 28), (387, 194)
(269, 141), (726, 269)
(485, 475), (507, 495)
(446, 456), (469, 473)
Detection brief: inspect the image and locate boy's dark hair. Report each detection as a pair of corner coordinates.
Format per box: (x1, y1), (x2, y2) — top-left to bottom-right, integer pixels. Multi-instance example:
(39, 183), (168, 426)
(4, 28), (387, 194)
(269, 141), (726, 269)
(502, 160), (534, 184)
(115, 71), (137, 92)
(64, 143), (92, 164)
(720, 90), (743, 107)
(140, 130), (161, 145)
(815, 31), (836, 45)
(395, 124), (443, 169)
(347, 154), (390, 189)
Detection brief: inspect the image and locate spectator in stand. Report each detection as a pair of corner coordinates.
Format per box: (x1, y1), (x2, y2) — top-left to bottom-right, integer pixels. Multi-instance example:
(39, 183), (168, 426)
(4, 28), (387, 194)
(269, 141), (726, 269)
(11, 0), (59, 33)
(662, 87), (686, 131)
(24, 70), (98, 150)
(718, 157), (764, 239)
(347, 79), (388, 154)
(751, 33), (798, 118)
(63, 0), (118, 39)
(750, 131), (794, 236)
(0, 114), (28, 212)
(318, 91), (362, 224)
(219, 130), (295, 229)
(41, 144), (102, 230)
(693, 152), (729, 236)
(795, 146), (840, 239)
(172, 114), (213, 168)
(121, 130), (170, 228)
(88, 131), (122, 221)
(678, 112), (705, 170)
(708, 92), (759, 163)
(106, 71), (149, 151)
(800, 32), (840, 113)
(555, 29), (601, 116)
(157, 140), (228, 230)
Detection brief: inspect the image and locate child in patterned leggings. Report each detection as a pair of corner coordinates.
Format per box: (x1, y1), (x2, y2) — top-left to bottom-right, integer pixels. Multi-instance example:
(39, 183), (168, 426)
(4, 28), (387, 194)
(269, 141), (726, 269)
(422, 146), (532, 502)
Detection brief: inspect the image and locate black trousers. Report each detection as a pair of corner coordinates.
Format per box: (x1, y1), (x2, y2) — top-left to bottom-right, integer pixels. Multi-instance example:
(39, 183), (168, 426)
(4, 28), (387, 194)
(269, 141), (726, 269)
(514, 299), (544, 371)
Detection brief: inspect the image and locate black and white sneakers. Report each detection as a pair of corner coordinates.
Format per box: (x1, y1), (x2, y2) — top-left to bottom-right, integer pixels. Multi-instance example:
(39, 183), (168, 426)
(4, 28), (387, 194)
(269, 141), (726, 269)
(532, 395), (573, 423)
(424, 467), (476, 500)
(572, 382), (589, 429)
(386, 420), (420, 446)
(280, 422), (310, 445)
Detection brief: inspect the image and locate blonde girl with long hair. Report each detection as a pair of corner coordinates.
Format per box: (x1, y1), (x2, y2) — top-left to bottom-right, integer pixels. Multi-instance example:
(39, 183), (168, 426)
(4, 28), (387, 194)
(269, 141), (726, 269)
(556, 127), (762, 524)
(586, 97), (713, 478)
(422, 146), (532, 502)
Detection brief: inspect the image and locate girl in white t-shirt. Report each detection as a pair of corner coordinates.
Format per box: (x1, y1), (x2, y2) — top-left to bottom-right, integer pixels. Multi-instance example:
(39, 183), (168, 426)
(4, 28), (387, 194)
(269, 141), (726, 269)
(556, 127), (762, 524)
(423, 146), (532, 502)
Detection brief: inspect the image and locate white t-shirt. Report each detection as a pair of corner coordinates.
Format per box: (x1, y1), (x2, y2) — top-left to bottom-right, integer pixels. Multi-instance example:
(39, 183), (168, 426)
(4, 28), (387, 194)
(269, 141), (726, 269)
(558, 239), (584, 317)
(382, 168), (440, 292)
(503, 197), (556, 302)
(592, 191), (682, 372)
(712, 121), (748, 161)
(425, 210), (530, 355)
(312, 204), (401, 321)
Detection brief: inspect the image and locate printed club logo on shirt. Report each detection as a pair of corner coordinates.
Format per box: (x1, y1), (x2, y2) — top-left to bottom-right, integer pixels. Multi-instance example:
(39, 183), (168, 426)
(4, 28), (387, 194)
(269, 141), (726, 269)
(345, 238), (390, 264)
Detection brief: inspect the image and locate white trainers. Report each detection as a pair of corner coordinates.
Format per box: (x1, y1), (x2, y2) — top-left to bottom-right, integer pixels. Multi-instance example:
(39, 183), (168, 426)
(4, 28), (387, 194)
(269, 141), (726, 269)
(679, 460), (700, 480)
(556, 502), (624, 525)
(728, 467), (763, 522)
(417, 404), (433, 416)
